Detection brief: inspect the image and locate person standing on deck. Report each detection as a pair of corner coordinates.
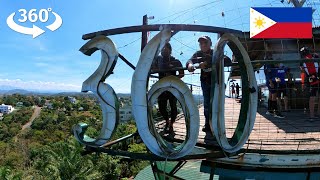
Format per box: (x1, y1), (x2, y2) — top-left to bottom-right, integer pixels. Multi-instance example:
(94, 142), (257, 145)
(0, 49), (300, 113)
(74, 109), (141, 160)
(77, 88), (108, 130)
(231, 83), (235, 98)
(264, 63), (273, 116)
(186, 35), (213, 133)
(274, 63), (289, 113)
(235, 83), (241, 98)
(265, 63), (285, 118)
(300, 47), (320, 120)
(285, 67), (295, 107)
(152, 42), (184, 133)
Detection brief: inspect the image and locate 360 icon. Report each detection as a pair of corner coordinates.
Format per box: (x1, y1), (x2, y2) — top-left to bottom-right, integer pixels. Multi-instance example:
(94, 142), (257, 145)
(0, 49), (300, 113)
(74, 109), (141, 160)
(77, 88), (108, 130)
(6, 8), (63, 38)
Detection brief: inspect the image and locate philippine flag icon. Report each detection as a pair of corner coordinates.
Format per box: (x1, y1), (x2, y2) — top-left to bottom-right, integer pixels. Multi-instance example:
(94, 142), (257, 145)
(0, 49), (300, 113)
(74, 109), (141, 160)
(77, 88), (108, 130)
(250, 7), (312, 39)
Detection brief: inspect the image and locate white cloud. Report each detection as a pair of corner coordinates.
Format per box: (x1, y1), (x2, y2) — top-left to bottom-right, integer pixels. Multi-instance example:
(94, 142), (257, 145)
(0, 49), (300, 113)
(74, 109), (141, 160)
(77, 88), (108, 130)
(32, 55), (68, 62)
(0, 79), (81, 92)
(33, 61), (70, 75)
(34, 62), (49, 67)
(0, 77), (133, 93)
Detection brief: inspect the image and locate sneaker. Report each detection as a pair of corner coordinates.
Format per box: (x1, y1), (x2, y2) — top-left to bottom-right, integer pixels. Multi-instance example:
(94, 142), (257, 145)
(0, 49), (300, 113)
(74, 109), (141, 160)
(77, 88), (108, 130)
(274, 114), (285, 118)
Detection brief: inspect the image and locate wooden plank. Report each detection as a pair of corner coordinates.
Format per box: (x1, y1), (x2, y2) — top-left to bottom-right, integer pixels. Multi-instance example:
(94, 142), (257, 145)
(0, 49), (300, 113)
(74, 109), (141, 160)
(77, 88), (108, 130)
(154, 98), (320, 151)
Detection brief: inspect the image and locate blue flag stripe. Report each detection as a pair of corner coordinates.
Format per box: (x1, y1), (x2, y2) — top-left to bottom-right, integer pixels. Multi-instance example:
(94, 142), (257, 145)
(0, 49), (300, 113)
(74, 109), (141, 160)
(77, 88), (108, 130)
(252, 7), (312, 22)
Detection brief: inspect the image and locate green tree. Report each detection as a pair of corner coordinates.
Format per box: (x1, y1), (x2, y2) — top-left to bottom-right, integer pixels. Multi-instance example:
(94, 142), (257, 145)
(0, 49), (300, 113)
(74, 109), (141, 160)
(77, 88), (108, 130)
(31, 140), (99, 179)
(81, 103), (90, 111)
(57, 112), (67, 123)
(0, 166), (22, 180)
(30, 139), (121, 180)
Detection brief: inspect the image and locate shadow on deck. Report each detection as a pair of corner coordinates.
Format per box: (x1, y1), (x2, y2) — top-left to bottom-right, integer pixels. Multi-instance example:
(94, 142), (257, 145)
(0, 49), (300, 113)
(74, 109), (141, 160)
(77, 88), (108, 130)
(257, 107), (320, 133)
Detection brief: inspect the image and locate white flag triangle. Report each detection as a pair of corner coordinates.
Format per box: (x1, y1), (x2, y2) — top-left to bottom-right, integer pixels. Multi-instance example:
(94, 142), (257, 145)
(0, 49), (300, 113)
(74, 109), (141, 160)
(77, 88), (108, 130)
(250, 8), (276, 38)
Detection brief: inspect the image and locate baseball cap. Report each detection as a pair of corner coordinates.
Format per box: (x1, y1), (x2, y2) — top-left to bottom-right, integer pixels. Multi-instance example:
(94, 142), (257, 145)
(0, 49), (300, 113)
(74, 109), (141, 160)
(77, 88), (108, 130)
(198, 36), (211, 43)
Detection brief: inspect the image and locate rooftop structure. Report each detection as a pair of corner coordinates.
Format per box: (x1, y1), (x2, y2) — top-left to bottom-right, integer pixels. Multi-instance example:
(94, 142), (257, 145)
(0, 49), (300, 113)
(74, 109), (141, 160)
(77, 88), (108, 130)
(0, 104), (14, 114)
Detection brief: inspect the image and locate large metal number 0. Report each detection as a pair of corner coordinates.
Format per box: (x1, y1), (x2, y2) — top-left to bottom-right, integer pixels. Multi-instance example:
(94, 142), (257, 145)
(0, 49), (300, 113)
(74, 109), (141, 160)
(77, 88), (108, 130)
(73, 36), (119, 147)
(131, 27), (200, 159)
(211, 33), (258, 153)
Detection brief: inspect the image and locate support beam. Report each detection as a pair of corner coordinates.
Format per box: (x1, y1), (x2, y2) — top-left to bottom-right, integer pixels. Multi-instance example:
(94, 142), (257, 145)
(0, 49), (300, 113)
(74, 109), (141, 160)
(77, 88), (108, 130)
(82, 24), (242, 40)
(81, 145), (225, 161)
(141, 15), (148, 52)
(118, 53), (136, 70)
(101, 132), (138, 147)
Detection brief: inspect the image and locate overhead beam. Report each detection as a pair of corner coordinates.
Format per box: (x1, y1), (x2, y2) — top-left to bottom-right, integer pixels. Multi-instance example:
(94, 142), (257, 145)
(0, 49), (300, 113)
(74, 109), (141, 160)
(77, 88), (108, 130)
(82, 24), (243, 40)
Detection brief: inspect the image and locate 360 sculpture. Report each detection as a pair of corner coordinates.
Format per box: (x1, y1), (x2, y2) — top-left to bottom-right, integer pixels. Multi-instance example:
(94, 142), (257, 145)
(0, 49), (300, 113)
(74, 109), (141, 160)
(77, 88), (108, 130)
(73, 27), (258, 159)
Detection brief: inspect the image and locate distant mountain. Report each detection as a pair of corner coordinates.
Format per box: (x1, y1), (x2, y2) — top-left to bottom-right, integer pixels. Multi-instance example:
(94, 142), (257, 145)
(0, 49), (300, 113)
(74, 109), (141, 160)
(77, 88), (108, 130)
(0, 85), (21, 91)
(4, 89), (33, 95)
(53, 91), (85, 96)
(0, 89), (7, 94)
(0, 87), (81, 96)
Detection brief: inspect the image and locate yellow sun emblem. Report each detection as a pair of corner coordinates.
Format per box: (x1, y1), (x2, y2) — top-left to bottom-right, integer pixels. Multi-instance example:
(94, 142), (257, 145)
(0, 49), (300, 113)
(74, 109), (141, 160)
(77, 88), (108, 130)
(254, 16), (265, 29)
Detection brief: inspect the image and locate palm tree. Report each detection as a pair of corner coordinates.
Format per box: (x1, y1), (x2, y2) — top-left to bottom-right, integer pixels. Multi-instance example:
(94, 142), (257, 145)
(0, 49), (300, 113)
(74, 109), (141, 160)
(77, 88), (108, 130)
(30, 139), (120, 180)
(0, 166), (22, 180)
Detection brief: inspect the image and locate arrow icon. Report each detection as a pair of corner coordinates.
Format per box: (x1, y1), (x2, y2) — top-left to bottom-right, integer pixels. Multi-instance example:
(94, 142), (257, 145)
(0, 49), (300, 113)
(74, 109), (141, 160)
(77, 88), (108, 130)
(46, 12), (62, 31)
(7, 12), (45, 38)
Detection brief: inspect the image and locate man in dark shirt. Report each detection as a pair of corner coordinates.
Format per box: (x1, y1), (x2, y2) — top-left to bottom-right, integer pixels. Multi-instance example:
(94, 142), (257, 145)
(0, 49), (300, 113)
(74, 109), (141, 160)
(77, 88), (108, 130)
(235, 83), (240, 98)
(231, 83), (235, 98)
(152, 42), (184, 133)
(265, 63), (286, 118)
(186, 36), (213, 133)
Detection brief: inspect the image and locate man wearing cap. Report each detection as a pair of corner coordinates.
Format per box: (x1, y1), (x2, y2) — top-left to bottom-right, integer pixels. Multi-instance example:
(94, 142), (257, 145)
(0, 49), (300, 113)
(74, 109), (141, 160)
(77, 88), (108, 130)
(152, 42), (184, 133)
(186, 36), (213, 133)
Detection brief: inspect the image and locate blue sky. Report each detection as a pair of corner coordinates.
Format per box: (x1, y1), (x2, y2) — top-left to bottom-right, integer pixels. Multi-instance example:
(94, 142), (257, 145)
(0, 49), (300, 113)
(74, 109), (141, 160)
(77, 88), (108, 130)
(0, 0), (318, 93)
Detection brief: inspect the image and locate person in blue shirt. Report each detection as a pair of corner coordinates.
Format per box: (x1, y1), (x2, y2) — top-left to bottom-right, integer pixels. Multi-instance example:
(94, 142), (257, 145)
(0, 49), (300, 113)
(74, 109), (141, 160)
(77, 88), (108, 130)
(274, 63), (289, 113)
(265, 62), (286, 118)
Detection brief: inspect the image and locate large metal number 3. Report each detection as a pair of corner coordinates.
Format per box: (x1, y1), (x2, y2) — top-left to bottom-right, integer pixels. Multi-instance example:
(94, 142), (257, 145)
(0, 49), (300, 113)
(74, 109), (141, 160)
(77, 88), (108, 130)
(73, 36), (119, 147)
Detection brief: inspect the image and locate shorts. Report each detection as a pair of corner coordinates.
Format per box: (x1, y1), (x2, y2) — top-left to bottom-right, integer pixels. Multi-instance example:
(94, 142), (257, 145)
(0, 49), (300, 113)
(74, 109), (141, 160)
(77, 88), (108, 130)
(267, 81), (276, 94)
(276, 83), (287, 98)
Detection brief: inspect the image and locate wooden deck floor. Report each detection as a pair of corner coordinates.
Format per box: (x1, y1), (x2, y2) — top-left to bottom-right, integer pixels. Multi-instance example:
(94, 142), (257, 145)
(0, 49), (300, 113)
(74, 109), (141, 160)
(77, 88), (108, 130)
(155, 98), (320, 151)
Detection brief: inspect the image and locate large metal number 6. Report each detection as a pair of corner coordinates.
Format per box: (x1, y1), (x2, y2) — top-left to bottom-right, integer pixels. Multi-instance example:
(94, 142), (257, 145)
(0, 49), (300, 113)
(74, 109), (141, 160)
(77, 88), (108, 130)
(73, 35), (119, 147)
(131, 28), (200, 159)
(210, 33), (258, 153)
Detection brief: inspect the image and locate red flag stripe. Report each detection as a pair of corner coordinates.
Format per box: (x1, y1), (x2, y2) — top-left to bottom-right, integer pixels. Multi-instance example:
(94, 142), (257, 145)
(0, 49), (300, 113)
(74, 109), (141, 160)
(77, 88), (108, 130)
(252, 22), (312, 39)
